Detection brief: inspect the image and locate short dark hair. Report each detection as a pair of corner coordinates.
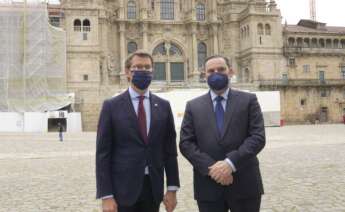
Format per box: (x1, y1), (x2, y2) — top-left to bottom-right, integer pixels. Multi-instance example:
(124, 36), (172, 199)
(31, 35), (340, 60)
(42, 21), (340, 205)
(204, 55), (231, 69)
(125, 50), (154, 70)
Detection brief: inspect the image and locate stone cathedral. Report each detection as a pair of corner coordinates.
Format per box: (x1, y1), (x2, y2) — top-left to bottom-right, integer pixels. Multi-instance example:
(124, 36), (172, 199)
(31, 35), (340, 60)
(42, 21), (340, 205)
(55, 0), (345, 130)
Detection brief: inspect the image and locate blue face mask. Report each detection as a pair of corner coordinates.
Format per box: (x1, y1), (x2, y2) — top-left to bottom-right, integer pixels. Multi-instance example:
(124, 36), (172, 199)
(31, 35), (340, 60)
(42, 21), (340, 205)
(131, 71), (152, 90)
(207, 73), (229, 91)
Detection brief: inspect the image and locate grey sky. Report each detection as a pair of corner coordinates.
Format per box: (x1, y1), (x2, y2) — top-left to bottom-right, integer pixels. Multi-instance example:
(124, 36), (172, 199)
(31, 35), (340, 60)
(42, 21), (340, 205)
(43, 0), (345, 27)
(276, 0), (344, 26)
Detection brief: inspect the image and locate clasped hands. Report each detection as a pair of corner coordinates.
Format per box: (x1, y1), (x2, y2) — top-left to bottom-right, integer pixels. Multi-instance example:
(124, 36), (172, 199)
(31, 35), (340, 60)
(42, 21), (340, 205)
(208, 161), (233, 186)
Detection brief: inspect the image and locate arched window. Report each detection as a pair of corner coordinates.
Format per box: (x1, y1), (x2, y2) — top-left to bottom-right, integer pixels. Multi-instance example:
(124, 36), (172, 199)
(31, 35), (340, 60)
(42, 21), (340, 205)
(319, 39), (325, 48)
(304, 38), (310, 48)
(161, 0), (174, 20)
(257, 23), (263, 35)
(197, 42), (207, 68)
(196, 3), (205, 21)
(341, 40), (345, 49)
(333, 39), (339, 48)
(82, 19), (90, 32)
(288, 37), (295, 47)
(127, 1), (136, 19)
(326, 39), (332, 48)
(127, 42), (137, 54)
(311, 38), (318, 48)
(152, 42), (184, 82)
(73, 19), (81, 32)
(297, 38), (303, 47)
(265, 24), (271, 35)
(169, 43), (183, 56)
(153, 43), (167, 56)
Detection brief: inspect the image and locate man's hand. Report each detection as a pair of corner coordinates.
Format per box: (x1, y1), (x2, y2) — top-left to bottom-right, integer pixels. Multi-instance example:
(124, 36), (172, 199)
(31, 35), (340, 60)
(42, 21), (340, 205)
(208, 161), (234, 186)
(163, 191), (177, 212)
(102, 197), (117, 212)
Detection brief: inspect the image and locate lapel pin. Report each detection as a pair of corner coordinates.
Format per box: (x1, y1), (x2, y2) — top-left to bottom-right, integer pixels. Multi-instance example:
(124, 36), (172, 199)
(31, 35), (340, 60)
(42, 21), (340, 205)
(154, 103), (158, 107)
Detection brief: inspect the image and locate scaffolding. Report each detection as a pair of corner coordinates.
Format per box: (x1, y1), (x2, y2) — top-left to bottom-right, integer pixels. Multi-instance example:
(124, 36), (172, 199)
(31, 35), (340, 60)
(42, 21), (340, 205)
(0, 0), (68, 112)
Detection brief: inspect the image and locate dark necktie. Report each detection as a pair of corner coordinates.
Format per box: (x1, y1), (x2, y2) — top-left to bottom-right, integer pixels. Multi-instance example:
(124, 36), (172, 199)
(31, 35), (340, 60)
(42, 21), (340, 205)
(138, 95), (148, 144)
(215, 96), (224, 135)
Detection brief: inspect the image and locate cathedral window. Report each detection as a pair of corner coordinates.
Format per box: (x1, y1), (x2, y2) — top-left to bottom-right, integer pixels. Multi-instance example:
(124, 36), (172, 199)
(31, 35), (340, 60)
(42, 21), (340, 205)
(127, 42), (138, 54)
(265, 24), (271, 35)
(196, 3), (205, 21)
(161, 0), (174, 20)
(319, 39), (325, 48)
(333, 39), (339, 48)
(257, 23), (263, 35)
(73, 19), (81, 32)
(127, 1), (136, 19)
(340, 39), (345, 48)
(82, 19), (90, 32)
(153, 43), (167, 55)
(198, 42), (207, 68)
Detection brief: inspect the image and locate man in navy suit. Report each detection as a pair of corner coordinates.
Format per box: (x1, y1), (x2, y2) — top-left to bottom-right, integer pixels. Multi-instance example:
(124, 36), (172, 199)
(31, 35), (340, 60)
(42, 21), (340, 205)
(180, 55), (265, 212)
(96, 51), (180, 212)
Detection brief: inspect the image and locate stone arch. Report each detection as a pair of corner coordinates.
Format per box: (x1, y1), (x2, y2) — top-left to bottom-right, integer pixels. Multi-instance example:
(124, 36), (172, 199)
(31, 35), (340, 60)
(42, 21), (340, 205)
(296, 37), (303, 47)
(288, 37), (295, 47)
(265, 23), (271, 35)
(333, 39), (339, 48)
(150, 40), (187, 82)
(257, 23), (264, 35)
(326, 39), (332, 48)
(319, 38), (325, 48)
(303, 38), (310, 47)
(311, 38), (318, 48)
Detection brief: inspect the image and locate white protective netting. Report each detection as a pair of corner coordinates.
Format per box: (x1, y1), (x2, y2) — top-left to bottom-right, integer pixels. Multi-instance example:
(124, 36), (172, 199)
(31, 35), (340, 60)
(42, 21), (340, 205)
(0, 0), (69, 112)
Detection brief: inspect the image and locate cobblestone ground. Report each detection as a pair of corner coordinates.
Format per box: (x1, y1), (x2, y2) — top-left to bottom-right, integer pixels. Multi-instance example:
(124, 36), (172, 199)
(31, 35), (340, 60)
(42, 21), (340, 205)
(0, 124), (345, 212)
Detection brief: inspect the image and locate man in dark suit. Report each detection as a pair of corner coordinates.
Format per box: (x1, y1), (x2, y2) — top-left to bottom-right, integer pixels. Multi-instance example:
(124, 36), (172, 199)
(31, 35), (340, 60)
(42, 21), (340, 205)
(180, 55), (265, 212)
(96, 51), (180, 212)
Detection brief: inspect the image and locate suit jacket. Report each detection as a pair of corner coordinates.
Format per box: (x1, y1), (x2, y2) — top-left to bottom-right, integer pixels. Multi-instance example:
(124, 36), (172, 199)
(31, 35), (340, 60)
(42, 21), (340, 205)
(179, 89), (265, 201)
(96, 90), (180, 206)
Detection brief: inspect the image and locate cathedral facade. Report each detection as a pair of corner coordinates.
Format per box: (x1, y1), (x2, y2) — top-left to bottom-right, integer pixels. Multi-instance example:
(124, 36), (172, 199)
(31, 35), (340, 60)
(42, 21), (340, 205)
(52, 0), (345, 130)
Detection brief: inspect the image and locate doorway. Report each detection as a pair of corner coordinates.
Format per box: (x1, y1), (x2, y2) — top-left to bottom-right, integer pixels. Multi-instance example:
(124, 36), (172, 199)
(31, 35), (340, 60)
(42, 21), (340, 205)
(319, 107), (328, 123)
(48, 118), (67, 132)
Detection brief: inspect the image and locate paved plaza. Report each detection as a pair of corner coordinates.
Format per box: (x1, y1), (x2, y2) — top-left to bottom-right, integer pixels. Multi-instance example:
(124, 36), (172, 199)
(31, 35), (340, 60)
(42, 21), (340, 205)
(0, 124), (345, 212)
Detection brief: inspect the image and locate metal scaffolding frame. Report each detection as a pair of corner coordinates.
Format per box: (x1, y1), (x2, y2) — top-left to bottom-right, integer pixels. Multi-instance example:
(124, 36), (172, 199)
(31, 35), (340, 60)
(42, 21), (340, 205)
(0, 0), (68, 112)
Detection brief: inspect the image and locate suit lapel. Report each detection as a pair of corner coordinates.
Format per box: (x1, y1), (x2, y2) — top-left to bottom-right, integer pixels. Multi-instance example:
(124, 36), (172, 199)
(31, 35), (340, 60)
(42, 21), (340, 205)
(221, 89), (239, 139)
(201, 92), (221, 141)
(148, 93), (158, 143)
(120, 90), (145, 145)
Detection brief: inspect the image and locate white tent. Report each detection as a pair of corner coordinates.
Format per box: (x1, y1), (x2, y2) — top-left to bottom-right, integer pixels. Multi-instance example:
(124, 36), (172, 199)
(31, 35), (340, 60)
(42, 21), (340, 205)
(155, 89), (281, 128)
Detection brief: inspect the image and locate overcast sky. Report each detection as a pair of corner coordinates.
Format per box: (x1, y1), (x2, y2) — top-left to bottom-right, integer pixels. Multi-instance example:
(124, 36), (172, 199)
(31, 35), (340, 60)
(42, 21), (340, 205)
(43, 0), (345, 27)
(276, 0), (344, 26)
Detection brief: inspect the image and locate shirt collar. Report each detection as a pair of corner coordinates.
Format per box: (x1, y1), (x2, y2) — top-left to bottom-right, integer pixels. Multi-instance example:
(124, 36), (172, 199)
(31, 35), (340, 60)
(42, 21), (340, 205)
(210, 88), (230, 102)
(129, 86), (150, 99)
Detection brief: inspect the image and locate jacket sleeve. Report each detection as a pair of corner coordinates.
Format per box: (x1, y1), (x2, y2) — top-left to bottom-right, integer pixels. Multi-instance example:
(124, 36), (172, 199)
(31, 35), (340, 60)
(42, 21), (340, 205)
(164, 102), (180, 187)
(179, 101), (216, 176)
(95, 99), (114, 199)
(226, 94), (266, 171)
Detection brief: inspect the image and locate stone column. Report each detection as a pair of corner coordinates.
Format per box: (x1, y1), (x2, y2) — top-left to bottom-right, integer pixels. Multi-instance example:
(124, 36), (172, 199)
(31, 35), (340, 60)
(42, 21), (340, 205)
(213, 25), (219, 54)
(142, 23), (148, 50)
(191, 0), (196, 21)
(119, 22), (127, 85)
(118, 0), (125, 19)
(166, 42), (171, 84)
(191, 24), (199, 81)
(140, 0), (148, 20)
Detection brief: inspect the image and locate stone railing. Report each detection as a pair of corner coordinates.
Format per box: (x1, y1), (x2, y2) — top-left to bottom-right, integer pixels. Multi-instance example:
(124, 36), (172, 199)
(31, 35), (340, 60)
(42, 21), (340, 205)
(283, 46), (345, 56)
(259, 79), (345, 87)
